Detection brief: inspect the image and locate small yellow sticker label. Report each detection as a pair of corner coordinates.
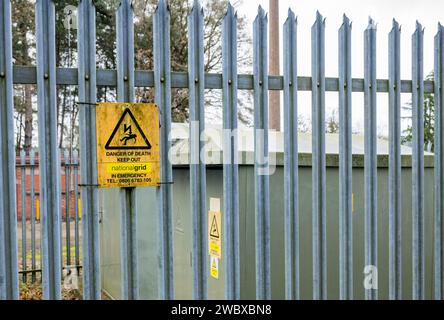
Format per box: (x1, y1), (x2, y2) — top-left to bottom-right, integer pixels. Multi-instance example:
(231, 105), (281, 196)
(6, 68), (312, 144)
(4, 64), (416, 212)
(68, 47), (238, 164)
(208, 210), (222, 258)
(96, 103), (160, 188)
(210, 256), (219, 279)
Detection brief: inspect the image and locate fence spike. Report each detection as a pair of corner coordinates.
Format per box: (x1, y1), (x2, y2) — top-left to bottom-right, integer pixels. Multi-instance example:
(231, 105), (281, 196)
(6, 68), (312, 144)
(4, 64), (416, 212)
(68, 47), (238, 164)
(226, 1), (234, 15)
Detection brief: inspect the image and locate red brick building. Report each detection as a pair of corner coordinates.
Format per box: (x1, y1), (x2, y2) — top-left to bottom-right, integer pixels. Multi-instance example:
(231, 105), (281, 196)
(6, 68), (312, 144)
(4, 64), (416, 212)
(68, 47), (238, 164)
(15, 155), (80, 221)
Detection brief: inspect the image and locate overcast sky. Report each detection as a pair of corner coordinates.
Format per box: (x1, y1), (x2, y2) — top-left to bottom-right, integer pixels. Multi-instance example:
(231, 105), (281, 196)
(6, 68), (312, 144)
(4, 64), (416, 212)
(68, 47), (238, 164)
(234, 0), (444, 136)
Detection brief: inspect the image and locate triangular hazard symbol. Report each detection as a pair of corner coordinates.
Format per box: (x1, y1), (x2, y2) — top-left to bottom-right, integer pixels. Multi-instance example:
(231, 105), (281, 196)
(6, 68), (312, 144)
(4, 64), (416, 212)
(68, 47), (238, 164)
(210, 215), (219, 239)
(105, 108), (152, 150)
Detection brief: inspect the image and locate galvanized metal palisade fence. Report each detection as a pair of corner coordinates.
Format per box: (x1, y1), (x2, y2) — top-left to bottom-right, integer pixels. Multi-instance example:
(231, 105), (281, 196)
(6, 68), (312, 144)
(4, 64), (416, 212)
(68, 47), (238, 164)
(15, 149), (82, 286)
(0, 0), (443, 300)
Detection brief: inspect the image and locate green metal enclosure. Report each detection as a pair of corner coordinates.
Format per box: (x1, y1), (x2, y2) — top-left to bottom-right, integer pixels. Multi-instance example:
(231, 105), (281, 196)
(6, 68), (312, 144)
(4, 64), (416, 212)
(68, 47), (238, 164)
(100, 129), (435, 300)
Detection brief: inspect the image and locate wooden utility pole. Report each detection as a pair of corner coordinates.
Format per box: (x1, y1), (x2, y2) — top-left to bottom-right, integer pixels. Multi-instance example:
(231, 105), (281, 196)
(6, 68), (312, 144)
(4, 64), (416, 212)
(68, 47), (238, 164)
(269, 0), (280, 130)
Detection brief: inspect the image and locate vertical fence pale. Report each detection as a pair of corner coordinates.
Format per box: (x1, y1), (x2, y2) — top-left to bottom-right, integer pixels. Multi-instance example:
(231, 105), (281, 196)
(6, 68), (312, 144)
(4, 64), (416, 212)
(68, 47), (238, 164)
(283, 9), (299, 300)
(36, 0), (62, 300)
(222, 3), (240, 300)
(188, 0), (207, 300)
(154, 0), (174, 300)
(253, 6), (270, 300)
(338, 14), (353, 301)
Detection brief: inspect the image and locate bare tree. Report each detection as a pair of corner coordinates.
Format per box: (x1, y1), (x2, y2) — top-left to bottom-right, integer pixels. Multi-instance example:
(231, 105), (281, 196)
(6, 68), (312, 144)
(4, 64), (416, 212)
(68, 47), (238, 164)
(326, 109), (339, 133)
(12, 0), (36, 151)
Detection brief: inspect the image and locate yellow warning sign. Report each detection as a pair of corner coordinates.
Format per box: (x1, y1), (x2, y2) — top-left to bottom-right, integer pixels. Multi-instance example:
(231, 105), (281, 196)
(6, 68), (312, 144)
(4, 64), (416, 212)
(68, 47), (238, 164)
(210, 256), (219, 279)
(208, 211), (222, 258)
(96, 103), (160, 188)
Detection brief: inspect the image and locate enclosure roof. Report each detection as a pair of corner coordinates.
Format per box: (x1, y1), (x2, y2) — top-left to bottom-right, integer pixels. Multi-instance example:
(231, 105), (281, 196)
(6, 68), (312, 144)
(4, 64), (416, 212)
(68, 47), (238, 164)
(169, 123), (434, 168)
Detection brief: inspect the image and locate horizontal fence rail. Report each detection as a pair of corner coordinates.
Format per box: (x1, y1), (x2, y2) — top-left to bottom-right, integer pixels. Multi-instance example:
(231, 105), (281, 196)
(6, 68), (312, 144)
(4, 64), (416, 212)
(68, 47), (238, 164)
(11, 66), (437, 93)
(0, 0), (444, 301)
